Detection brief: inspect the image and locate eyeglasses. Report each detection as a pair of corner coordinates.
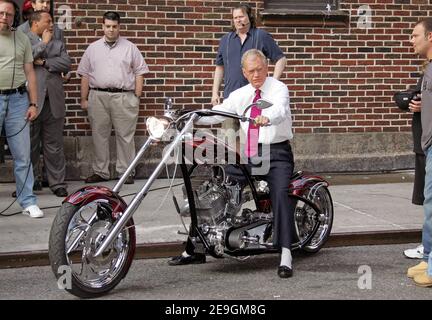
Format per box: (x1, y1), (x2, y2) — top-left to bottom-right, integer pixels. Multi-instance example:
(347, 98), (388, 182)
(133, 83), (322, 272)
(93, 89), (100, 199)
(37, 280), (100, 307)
(0, 11), (14, 18)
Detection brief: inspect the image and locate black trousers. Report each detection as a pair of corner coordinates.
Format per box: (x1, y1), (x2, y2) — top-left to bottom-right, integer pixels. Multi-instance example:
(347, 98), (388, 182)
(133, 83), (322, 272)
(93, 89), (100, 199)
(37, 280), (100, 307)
(185, 141), (295, 253)
(413, 152), (426, 206)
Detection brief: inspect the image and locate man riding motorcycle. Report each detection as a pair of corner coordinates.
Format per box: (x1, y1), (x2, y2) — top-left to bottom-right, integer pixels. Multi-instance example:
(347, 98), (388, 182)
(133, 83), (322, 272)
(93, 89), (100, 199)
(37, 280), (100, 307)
(168, 49), (296, 279)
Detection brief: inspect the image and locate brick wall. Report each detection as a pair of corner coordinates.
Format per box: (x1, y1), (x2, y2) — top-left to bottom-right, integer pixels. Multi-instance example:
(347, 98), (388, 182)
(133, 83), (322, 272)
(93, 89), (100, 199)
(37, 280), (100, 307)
(55, 0), (431, 137)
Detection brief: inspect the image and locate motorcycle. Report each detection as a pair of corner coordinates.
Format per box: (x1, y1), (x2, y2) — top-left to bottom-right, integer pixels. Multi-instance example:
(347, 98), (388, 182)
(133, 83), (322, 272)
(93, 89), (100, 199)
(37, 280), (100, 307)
(48, 98), (334, 298)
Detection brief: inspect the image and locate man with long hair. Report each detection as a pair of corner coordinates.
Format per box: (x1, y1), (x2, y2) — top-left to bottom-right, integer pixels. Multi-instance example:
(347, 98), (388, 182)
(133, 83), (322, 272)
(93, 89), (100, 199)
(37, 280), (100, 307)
(212, 3), (286, 142)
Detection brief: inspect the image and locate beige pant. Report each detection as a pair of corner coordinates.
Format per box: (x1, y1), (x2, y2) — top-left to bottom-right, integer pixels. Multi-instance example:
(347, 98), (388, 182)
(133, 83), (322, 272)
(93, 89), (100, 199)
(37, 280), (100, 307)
(222, 118), (241, 153)
(87, 90), (139, 179)
(222, 118), (240, 137)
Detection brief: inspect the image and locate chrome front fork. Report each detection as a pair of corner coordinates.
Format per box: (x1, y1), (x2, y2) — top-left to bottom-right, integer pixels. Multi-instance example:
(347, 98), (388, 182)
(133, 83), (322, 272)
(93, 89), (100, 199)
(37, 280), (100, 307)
(112, 137), (153, 193)
(94, 114), (197, 257)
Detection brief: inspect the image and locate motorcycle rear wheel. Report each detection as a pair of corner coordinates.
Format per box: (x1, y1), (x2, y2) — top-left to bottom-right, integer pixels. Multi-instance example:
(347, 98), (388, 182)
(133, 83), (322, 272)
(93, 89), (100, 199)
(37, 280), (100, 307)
(295, 186), (334, 253)
(49, 201), (136, 298)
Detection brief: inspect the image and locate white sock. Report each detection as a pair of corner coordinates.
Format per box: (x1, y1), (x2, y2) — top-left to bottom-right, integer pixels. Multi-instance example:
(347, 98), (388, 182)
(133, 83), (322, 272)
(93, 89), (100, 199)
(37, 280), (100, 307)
(182, 251), (191, 258)
(280, 247), (292, 268)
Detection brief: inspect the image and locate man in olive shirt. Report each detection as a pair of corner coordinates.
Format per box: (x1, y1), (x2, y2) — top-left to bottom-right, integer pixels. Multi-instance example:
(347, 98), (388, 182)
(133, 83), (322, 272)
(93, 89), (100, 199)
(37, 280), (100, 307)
(0, 0), (42, 218)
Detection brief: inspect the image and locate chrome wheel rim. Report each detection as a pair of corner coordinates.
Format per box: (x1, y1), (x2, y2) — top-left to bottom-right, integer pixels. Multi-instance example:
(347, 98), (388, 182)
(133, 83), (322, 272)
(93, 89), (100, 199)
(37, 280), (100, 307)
(305, 186), (333, 250)
(64, 201), (131, 289)
(294, 198), (318, 243)
(294, 186), (333, 250)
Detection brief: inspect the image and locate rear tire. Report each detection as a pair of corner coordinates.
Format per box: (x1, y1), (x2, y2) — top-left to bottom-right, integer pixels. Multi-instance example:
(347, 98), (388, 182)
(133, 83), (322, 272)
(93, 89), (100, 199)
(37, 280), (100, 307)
(302, 186), (333, 253)
(294, 186), (333, 253)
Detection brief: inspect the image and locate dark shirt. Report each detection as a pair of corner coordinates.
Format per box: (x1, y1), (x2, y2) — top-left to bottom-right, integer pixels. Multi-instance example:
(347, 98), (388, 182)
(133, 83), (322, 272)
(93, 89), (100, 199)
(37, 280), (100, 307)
(412, 76), (423, 155)
(216, 28), (285, 98)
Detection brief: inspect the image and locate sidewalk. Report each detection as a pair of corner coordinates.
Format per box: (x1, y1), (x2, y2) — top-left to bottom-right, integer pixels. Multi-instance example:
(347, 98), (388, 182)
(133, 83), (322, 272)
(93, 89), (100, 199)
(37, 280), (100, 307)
(0, 171), (424, 254)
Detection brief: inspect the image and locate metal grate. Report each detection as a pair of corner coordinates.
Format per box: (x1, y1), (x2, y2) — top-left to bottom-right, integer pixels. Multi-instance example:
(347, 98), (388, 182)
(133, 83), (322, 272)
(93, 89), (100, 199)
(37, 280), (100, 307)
(264, 0), (338, 11)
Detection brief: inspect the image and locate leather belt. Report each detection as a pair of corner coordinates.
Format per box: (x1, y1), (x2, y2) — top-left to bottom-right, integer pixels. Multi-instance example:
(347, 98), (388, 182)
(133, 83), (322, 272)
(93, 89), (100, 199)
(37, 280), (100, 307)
(259, 140), (290, 147)
(91, 87), (133, 93)
(0, 84), (27, 95)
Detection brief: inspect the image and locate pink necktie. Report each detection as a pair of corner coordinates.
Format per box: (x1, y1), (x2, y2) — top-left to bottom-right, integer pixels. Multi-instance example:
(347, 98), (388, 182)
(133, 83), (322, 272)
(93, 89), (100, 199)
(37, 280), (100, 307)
(245, 89), (262, 158)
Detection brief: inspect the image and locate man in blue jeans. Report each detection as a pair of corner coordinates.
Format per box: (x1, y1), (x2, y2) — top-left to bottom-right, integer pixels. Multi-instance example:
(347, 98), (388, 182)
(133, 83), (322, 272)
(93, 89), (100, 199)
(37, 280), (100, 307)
(0, 0), (43, 218)
(407, 17), (432, 287)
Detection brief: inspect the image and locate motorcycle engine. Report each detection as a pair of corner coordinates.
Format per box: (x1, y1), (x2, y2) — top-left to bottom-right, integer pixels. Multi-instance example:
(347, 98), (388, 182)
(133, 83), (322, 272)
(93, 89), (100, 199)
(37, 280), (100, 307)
(177, 165), (272, 256)
(180, 170), (244, 225)
(177, 166), (253, 255)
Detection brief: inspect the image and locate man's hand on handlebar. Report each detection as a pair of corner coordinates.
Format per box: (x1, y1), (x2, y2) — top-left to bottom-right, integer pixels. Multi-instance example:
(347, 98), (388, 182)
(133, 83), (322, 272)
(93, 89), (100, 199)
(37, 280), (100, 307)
(253, 115), (270, 126)
(211, 95), (221, 106)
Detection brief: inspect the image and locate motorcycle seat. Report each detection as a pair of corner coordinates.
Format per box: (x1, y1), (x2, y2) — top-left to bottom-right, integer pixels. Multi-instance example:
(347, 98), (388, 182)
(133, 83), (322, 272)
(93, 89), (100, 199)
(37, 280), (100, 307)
(290, 171), (303, 181)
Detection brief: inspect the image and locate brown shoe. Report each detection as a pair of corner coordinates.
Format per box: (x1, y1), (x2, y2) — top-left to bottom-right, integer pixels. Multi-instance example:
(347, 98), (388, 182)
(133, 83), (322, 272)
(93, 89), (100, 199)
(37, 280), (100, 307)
(407, 261), (428, 278)
(413, 272), (432, 287)
(85, 174), (108, 183)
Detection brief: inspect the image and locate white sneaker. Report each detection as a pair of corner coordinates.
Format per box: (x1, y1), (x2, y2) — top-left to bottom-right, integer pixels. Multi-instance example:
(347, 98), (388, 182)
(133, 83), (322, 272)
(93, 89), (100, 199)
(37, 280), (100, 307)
(404, 244), (424, 259)
(22, 205), (44, 218)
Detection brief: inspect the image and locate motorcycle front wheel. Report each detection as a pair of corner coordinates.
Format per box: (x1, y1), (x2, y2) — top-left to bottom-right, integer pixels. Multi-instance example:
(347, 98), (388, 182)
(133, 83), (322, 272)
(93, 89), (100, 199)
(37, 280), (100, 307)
(49, 201), (136, 298)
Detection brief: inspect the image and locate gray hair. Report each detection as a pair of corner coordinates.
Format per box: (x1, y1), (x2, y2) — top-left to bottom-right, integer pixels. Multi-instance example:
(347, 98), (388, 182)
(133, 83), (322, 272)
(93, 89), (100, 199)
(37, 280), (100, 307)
(241, 49), (268, 68)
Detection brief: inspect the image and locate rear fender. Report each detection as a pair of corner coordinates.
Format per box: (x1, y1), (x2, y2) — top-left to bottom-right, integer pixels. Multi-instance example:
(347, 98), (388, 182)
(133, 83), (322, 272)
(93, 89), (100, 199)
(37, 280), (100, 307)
(64, 185), (127, 218)
(289, 173), (329, 197)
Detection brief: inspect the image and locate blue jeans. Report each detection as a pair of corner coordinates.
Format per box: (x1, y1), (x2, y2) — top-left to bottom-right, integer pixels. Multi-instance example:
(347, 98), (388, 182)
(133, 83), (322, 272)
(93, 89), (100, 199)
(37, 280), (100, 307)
(0, 92), (36, 209)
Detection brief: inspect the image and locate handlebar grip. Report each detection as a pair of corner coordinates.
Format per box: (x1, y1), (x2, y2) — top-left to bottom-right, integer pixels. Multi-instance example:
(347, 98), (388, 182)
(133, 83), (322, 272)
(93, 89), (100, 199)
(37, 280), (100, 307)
(247, 117), (271, 126)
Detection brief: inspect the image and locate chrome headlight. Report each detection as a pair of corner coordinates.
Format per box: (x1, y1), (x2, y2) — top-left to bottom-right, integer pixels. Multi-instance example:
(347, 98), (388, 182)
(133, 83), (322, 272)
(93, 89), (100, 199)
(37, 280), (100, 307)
(146, 117), (170, 140)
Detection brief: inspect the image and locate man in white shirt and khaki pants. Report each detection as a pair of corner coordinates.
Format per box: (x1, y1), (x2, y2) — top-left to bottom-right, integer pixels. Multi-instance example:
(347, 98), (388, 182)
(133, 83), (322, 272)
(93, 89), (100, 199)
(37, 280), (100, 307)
(77, 11), (149, 185)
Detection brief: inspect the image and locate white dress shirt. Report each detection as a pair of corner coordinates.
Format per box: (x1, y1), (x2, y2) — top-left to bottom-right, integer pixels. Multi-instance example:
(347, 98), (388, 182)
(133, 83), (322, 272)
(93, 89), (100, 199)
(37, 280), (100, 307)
(198, 77), (293, 144)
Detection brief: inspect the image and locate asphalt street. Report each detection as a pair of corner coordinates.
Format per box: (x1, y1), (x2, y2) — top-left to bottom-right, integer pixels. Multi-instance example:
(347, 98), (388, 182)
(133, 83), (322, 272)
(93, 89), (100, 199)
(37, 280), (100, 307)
(0, 243), (430, 300)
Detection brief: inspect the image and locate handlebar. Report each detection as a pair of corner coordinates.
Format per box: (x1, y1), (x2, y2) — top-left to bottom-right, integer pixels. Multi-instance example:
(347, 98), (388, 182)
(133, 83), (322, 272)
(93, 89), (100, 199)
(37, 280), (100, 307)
(169, 97), (274, 127)
(173, 109), (271, 127)
(194, 109), (250, 122)
(199, 109), (271, 126)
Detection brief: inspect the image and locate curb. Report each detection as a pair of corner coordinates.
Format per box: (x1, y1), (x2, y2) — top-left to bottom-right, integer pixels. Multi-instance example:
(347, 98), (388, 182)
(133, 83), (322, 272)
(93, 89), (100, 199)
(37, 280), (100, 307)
(0, 229), (421, 269)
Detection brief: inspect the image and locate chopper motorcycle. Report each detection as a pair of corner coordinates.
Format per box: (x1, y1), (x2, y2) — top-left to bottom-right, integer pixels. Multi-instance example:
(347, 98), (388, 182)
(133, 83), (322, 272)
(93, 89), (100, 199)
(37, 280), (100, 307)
(48, 99), (334, 298)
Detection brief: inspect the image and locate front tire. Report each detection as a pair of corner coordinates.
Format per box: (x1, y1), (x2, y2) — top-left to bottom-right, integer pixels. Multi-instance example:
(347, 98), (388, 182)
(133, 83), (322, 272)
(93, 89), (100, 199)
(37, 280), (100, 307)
(49, 201), (136, 298)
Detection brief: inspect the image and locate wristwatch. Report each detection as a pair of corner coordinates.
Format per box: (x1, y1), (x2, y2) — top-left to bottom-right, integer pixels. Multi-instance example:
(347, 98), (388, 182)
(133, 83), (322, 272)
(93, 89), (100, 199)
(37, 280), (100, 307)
(29, 103), (38, 108)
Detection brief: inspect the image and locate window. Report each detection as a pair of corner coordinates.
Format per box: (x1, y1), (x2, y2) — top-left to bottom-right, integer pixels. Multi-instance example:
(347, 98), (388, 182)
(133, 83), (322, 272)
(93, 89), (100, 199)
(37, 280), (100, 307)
(261, 0), (349, 27)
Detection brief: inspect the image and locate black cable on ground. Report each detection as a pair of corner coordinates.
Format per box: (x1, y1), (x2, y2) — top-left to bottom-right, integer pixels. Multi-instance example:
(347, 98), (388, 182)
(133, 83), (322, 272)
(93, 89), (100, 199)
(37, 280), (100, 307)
(0, 182), (184, 217)
(0, 159), (32, 217)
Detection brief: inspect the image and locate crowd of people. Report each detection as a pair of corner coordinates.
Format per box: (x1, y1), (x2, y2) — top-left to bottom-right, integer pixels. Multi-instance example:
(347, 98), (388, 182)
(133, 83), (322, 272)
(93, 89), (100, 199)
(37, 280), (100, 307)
(0, 0), (431, 284)
(0, 1), (148, 218)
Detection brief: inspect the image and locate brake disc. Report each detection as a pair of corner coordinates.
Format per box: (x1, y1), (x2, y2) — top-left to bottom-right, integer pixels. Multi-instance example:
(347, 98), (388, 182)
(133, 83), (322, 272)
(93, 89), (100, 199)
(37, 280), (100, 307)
(84, 221), (119, 267)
